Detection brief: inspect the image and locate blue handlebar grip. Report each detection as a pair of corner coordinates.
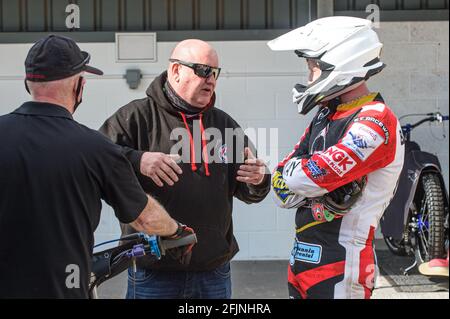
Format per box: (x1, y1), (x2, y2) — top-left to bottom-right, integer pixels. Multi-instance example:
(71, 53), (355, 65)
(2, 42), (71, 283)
(442, 115), (449, 121)
(142, 234), (162, 259)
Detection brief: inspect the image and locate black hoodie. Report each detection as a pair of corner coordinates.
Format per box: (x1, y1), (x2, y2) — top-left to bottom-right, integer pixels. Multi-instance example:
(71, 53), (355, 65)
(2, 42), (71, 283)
(99, 72), (270, 271)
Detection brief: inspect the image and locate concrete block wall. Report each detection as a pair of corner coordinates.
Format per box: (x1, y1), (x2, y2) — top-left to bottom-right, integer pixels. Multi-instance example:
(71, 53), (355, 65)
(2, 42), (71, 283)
(0, 21), (448, 259)
(373, 22), (449, 194)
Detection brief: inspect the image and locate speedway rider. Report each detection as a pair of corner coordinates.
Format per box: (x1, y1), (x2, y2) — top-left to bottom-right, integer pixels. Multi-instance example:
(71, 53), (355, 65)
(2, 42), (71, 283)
(269, 17), (405, 299)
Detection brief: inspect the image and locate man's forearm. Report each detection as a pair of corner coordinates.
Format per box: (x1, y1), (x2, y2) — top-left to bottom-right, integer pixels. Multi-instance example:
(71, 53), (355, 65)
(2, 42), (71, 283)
(130, 195), (178, 236)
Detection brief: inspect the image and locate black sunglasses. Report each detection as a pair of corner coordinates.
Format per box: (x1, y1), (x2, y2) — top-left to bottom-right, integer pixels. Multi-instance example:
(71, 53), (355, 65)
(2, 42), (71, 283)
(169, 59), (221, 80)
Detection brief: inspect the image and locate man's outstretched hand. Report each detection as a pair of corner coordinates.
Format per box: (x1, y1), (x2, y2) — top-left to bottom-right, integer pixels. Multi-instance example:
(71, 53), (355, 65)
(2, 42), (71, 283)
(236, 147), (267, 185)
(140, 152), (182, 187)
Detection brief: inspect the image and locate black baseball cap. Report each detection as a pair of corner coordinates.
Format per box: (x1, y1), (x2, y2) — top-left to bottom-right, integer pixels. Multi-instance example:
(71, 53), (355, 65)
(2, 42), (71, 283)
(25, 34), (103, 82)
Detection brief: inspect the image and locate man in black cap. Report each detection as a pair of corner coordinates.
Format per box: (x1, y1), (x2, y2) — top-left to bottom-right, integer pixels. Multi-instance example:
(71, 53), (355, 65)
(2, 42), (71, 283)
(0, 35), (195, 298)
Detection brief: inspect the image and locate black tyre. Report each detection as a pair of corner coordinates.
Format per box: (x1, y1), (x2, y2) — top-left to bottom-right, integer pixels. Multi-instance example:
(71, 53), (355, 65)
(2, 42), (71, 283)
(417, 173), (446, 261)
(384, 236), (408, 256)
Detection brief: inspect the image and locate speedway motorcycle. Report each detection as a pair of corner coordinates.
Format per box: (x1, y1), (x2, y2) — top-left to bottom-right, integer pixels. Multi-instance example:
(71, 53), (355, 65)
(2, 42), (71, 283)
(380, 112), (449, 275)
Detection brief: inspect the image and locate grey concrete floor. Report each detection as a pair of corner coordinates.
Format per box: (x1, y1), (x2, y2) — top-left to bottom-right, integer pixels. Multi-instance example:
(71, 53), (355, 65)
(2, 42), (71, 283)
(96, 240), (449, 299)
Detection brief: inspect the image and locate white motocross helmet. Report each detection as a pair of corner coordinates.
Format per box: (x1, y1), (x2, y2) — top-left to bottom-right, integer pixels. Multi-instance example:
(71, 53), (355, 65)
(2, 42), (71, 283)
(268, 16), (385, 115)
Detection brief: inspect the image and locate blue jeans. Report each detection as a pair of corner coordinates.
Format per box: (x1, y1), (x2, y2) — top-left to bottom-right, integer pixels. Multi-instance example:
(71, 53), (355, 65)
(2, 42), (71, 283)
(125, 262), (232, 299)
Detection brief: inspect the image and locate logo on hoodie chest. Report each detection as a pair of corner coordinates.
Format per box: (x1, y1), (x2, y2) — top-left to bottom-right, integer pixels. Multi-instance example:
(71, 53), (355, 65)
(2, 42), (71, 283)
(217, 143), (228, 164)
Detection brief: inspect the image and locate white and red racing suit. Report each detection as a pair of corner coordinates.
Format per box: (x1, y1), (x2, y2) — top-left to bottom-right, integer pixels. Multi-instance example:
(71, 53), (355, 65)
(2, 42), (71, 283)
(272, 93), (405, 299)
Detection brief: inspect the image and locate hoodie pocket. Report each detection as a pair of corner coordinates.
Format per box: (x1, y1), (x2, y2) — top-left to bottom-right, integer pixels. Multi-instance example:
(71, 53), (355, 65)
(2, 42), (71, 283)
(190, 225), (233, 268)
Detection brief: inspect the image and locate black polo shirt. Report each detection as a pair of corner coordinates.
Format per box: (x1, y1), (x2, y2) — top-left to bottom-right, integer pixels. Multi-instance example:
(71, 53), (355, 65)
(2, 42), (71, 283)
(0, 102), (148, 298)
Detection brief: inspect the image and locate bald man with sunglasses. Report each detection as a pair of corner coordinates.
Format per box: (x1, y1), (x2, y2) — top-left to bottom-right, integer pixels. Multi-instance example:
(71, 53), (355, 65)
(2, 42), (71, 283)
(100, 39), (270, 299)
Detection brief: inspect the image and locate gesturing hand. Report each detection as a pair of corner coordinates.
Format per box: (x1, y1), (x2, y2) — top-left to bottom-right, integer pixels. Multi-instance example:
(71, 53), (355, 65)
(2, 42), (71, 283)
(236, 147), (267, 185)
(140, 152), (182, 187)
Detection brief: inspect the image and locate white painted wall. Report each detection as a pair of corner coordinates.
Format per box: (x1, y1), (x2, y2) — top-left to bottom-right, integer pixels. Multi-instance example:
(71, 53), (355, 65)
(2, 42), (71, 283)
(0, 22), (448, 260)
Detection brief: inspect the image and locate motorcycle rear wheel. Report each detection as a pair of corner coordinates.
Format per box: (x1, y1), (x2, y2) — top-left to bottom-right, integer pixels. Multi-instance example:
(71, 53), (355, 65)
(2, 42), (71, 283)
(417, 173), (446, 261)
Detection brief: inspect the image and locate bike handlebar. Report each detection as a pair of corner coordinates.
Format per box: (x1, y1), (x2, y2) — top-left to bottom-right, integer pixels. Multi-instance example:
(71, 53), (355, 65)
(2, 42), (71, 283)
(402, 112), (448, 134)
(159, 233), (197, 252)
(89, 232), (197, 293)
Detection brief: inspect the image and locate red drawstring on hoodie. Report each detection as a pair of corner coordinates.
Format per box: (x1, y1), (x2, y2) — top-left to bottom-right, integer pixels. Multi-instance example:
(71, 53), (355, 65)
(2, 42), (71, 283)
(179, 112), (210, 176)
(199, 114), (210, 176)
